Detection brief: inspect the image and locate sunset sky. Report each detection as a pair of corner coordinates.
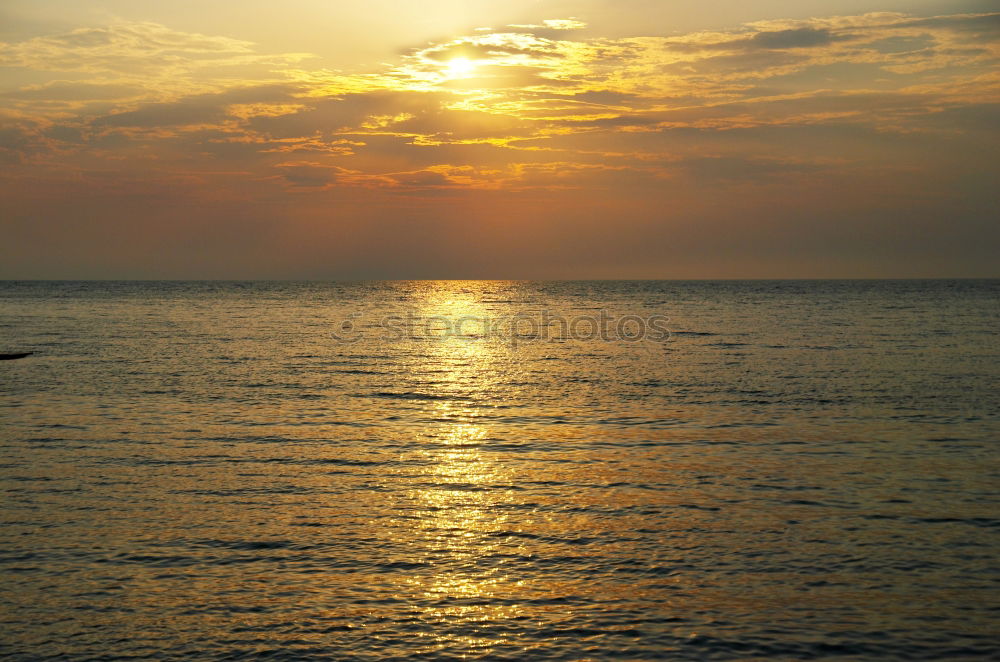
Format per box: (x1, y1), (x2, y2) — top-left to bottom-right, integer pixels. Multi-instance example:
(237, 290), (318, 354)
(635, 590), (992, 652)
(1, 0), (996, 279)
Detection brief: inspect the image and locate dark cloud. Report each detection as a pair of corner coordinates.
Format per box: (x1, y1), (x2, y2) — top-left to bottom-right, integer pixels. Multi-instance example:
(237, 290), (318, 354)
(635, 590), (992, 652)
(580, 89), (648, 105)
(49, 28), (117, 48)
(275, 162), (337, 187)
(0, 126), (33, 163)
(749, 27), (836, 49)
(866, 34), (936, 54)
(387, 170), (453, 187)
(214, 84), (300, 104)
(91, 84), (298, 128)
(663, 49), (807, 76)
(902, 12), (1000, 36)
(665, 26), (845, 52)
(92, 98), (228, 128)
(918, 103), (1000, 132)
(2, 81), (143, 101)
(44, 125), (83, 142)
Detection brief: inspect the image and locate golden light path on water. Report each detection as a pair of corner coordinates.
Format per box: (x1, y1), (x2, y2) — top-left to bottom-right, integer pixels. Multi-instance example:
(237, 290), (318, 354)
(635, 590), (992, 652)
(402, 285), (523, 653)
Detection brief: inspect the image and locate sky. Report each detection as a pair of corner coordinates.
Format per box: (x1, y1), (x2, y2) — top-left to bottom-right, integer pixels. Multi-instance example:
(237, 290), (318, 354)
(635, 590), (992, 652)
(0, 0), (997, 279)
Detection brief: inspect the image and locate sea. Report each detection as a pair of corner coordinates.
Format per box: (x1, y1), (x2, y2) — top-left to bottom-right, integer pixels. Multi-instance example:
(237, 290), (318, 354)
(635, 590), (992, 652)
(1, 280), (998, 661)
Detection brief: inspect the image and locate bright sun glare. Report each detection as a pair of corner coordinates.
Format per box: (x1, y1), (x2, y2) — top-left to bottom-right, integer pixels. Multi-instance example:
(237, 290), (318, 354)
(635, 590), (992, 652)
(446, 57), (476, 77)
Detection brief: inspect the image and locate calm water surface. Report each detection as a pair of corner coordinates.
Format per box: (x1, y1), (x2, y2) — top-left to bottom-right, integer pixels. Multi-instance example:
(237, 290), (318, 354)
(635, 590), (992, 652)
(1, 280), (998, 660)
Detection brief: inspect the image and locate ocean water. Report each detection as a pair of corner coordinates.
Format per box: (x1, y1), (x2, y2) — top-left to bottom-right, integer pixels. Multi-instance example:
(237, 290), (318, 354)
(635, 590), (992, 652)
(1, 280), (998, 661)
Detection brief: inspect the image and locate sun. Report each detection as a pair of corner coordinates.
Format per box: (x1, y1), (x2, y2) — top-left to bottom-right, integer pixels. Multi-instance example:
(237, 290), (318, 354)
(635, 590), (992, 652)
(445, 57), (476, 78)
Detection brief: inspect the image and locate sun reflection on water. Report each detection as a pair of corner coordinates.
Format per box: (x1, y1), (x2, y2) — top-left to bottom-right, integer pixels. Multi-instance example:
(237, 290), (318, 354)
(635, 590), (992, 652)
(397, 283), (530, 645)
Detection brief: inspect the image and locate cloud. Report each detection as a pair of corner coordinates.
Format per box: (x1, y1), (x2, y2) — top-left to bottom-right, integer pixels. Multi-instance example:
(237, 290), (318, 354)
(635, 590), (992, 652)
(749, 27), (837, 49)
(1, 80), (144, 101)
(91, 84), (299, 128)
(0, 22), (262, 73)
(384, 168), (454, 187)
(509, 19), (588, 31)
(93, 98), (228, 128)
(541, 19), (587, 31)
(0, 21), (312, 119)
(274, 161), (340, 187)
(0, 11), (997, 197)
(0, 125), (33, 164)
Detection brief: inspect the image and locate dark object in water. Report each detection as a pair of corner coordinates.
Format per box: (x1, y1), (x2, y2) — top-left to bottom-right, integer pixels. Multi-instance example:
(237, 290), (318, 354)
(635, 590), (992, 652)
(0, 352), (32, 360)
